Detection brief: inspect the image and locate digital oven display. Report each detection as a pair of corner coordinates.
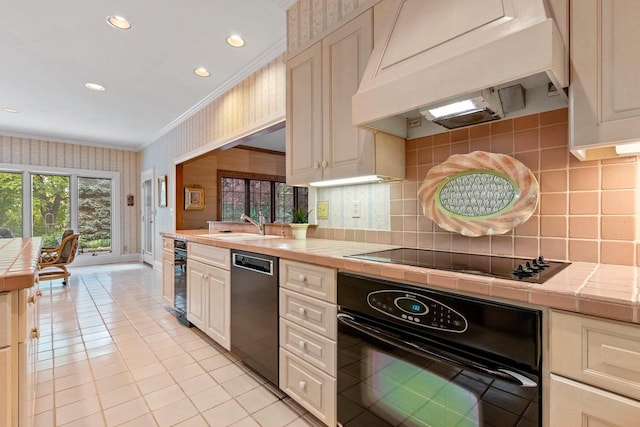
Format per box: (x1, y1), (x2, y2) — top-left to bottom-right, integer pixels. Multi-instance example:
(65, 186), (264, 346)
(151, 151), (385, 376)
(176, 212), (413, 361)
(396, 298), (427, 314)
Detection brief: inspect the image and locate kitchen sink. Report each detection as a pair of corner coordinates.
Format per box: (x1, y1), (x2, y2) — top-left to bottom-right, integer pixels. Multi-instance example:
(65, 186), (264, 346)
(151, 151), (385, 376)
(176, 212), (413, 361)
(197, 233), (281, 241)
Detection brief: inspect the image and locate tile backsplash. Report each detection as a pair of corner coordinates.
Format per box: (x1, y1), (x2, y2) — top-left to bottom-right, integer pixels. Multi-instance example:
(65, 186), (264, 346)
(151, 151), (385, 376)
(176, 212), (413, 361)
(314, 108), (640, 266)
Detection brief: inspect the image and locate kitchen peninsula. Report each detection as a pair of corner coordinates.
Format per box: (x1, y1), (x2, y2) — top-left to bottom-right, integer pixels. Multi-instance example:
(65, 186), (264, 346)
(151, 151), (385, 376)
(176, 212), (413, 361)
(0, 237), (41, 427)
(162, 230), (640, 426)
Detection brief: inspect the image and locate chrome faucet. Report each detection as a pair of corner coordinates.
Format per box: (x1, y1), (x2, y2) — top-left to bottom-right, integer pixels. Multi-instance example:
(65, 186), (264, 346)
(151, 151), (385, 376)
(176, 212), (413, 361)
(240, 211), (265, 235)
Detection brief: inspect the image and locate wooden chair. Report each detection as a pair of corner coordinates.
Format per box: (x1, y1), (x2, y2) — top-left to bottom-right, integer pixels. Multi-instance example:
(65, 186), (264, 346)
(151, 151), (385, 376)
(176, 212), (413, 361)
(38, 231), (80, 285)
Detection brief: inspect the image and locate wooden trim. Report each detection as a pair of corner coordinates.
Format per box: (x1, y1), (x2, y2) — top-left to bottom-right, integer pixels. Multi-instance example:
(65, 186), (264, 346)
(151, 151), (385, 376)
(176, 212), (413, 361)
(234, 145), (286, 156)
(217, 170), (285, 183)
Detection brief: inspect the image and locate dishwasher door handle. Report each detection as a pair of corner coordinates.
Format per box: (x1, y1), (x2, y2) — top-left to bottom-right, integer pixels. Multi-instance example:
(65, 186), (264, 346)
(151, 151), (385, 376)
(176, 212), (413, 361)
(337, 313), (537, 388)
(232, 253), (274, 275)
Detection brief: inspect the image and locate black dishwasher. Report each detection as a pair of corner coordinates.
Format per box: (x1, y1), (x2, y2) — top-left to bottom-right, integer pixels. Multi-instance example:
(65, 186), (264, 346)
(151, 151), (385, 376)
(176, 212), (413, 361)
(231, 250), (279, 386)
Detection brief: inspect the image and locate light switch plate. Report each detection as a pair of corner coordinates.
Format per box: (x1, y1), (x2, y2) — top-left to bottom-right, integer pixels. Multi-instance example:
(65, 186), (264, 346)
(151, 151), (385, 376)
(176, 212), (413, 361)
(352, 201), (361, 218)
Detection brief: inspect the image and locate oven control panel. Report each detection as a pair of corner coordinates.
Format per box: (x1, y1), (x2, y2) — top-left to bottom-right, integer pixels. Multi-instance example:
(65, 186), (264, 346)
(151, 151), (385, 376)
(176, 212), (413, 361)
(367, 290), (468, 332)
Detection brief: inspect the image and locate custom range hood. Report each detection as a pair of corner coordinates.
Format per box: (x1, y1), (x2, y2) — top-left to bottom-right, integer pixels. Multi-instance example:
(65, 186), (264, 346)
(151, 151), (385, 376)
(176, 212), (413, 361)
(352, 0), (568, 135)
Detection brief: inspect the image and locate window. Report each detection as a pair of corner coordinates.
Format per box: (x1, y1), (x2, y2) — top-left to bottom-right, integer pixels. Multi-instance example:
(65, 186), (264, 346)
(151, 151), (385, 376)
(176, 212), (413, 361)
(0, 172), (23, 236)
(218, 171), (308, 223)
(0, 164), (119, 257)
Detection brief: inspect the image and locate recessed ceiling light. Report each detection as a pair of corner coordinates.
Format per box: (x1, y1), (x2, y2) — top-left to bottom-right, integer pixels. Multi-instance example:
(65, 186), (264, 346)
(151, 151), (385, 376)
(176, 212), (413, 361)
(2, 108), (18, 113)
(106, 15), (132, 30)
(226, 34), (245, 48)
(194, 67), (210, 77)
(85, 83), (106, 91)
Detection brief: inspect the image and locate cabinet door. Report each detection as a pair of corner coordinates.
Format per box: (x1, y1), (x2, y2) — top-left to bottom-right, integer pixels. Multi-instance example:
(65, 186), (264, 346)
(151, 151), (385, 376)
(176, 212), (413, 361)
(186, 259), (206, 330)
(286, 42), (323, 185)
(161, 252), (175, 307)
(550, 374), (640, 426)
(0, 346), (11, 427)
(570, 0), (640, 154)
(322, 10), (374, 181)
(204, 266), (231, 351)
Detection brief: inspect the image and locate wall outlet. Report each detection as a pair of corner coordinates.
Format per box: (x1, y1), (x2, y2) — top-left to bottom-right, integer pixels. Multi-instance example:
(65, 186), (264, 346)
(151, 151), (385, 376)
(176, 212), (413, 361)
(352, 201), (361, 218)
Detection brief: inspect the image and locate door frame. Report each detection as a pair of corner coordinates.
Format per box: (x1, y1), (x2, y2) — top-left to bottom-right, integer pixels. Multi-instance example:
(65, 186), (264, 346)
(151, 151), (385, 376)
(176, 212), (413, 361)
(141, 168), (155, 265)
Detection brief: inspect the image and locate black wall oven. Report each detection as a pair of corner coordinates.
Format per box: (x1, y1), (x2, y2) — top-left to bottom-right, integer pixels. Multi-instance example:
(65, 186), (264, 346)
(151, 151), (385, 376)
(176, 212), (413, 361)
(337, 272), (542, 427)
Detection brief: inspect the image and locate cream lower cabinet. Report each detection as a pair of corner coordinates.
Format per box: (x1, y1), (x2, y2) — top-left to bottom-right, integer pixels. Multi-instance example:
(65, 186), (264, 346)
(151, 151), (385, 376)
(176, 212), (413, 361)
(570, 0), (640, 159)
(550, 375), (640, 426)
(187, 244), (230, 351)
(161, 238), (174, 307)
(1, 283), (39, 427)
(279, 259), (337, 426)
(549, 310), (640, 425)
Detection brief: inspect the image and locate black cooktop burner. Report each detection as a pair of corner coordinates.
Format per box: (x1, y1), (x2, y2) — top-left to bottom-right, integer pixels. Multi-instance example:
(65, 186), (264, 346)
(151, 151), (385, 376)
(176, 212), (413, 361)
(345, 248), (570, 284)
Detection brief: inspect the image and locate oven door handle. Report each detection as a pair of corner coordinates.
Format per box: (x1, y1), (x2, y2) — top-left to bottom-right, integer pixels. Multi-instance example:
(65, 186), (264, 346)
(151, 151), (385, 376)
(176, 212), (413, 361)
(337, 313), (537, 388)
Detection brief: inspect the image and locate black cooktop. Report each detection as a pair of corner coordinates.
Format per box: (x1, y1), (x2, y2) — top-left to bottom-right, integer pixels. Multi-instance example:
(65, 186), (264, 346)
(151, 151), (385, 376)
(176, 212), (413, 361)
(345, 248), (570, 284)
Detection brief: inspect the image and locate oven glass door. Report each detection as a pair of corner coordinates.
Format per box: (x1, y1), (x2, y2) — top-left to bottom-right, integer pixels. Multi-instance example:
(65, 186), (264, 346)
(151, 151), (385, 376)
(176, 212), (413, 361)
(337, 314), (540, 427)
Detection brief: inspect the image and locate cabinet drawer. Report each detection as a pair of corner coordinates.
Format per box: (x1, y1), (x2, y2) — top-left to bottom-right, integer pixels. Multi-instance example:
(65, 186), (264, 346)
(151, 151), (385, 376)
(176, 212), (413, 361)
(162, 237), (173, 252)
(0, 293), (10, 348)
(280, 318), (336, 376)
(280, 259), (336, 303)
(280, 289), (336, 340)
(188, 243), (230, 270)
(280, 349), (335, 426)
(550, 310), (640, 401)
(550, 374), (640, 426)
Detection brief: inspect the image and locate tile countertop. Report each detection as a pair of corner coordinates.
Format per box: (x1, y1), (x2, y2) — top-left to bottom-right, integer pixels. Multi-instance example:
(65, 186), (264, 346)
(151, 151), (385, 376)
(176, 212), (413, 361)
(0, 237), (42, 291)
(163, 230), (640, 325)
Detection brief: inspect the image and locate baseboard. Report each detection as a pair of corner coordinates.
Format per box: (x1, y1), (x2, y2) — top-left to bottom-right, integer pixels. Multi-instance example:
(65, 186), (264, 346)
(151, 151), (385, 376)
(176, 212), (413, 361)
(72, 253), (142, 267)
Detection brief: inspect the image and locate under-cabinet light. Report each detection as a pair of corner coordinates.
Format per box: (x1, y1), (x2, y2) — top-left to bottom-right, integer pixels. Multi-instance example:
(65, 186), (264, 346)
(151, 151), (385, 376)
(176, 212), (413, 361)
(2, 108), (18, 113)
(309, 175), (387, 187)
(615, 142), (640, 156)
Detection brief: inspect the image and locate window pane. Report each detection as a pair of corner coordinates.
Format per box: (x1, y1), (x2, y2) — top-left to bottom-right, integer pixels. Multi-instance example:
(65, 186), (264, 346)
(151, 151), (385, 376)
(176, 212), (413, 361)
(248, 179), (272, 221)
(275, 182), (293, 223)
(0, 172), (23, 237)
(221, 177), (245, 221)
(78, 177), (112, 255)
(296, 187), (309, 213)
(32, 174), (70, 246)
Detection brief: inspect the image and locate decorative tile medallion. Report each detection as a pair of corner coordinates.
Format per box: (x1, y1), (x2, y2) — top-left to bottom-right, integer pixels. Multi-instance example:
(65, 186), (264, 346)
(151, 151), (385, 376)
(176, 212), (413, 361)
(419, 151), (539, 236)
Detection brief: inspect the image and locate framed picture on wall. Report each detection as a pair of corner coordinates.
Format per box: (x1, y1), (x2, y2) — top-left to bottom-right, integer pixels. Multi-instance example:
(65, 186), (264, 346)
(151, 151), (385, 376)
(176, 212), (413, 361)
(158, 176), (167, 207)
(185, 187), (205, 210)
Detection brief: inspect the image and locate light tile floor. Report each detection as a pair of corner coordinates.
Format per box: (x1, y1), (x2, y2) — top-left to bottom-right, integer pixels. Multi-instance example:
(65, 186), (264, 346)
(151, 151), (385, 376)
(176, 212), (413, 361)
(34, 263), (323, 427)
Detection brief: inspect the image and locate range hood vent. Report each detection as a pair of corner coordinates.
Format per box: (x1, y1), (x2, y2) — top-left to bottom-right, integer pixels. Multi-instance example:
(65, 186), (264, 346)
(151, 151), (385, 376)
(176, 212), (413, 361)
(352, 0), (568, 134)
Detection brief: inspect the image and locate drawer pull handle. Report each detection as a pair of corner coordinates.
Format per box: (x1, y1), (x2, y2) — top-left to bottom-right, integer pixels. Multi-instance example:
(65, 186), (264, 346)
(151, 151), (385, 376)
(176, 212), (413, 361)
(28, 295), (36, 304)
(298, 381), (306, 391)
(36, 290), (42, 297)
(31, 327), (39, 339)
(313, 162), (320, 170)
(298, 274), (306, 282)
(298, 340), (306, 350)
(298, 307), (306, 316)
(321, 160), (328, 168)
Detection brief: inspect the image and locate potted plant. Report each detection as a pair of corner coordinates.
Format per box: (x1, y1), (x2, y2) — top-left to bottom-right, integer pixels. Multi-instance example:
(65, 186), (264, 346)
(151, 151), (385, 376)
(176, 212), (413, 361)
(289, 207), (313, 239)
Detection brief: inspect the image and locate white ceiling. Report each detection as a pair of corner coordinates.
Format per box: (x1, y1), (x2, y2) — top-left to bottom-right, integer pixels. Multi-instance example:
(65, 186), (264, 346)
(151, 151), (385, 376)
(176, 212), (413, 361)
(0, 0), (294, 151)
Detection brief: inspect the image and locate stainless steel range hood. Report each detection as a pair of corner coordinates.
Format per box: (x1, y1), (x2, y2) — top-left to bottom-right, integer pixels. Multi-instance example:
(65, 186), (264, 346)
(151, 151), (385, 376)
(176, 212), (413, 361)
(352, 0), (568, 137)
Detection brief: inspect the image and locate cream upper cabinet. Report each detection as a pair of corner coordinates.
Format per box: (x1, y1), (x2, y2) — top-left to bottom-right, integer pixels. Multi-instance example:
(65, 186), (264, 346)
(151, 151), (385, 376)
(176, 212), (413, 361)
(570, 0), (640, 159)
(286, 10), (374, 185)
(286, 42), (323, 184)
